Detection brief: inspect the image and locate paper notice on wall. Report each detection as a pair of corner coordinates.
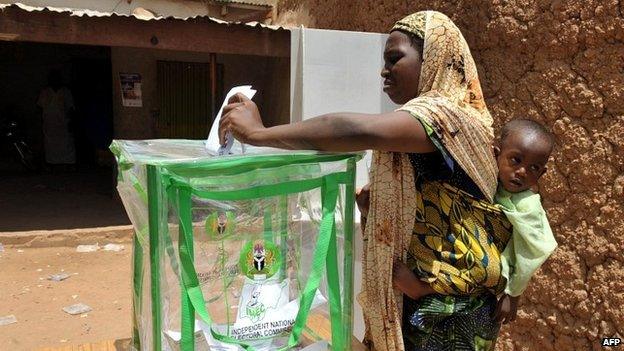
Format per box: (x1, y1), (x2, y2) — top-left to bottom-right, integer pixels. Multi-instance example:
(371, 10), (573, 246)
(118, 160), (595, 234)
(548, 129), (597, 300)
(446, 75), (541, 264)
(119, 73), (142, 107)
(205, 85), (256, 155)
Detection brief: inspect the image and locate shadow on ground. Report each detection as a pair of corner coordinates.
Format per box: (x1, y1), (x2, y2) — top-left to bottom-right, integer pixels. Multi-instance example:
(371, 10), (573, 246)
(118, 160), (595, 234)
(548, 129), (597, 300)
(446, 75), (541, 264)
(0, 167), (129, 232)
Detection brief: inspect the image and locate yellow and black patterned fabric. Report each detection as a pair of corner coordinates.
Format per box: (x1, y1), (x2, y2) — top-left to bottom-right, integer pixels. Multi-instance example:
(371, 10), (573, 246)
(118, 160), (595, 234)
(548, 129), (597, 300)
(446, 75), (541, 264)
(407, 177), (512, 295)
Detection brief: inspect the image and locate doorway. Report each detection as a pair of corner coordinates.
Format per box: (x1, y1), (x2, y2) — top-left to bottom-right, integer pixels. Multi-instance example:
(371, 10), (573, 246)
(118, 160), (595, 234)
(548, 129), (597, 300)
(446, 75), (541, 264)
(0, 41), (128, 231)
(156, 60), (224, 139)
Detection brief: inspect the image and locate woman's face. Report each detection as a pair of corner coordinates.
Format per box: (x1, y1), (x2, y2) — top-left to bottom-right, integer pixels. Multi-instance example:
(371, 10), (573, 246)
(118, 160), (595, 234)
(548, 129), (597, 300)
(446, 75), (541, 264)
(381, 31), (423, 105)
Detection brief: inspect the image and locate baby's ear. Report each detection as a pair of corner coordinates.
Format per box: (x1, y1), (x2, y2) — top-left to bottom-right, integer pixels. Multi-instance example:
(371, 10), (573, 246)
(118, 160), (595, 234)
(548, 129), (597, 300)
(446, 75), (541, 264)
(492, 145), (501, 157)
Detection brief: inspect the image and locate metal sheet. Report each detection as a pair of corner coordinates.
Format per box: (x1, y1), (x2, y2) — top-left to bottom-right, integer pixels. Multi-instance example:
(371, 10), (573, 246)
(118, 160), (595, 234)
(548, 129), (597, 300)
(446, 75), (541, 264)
(216, 0), (273, 7)
(0, 2), (285, 30)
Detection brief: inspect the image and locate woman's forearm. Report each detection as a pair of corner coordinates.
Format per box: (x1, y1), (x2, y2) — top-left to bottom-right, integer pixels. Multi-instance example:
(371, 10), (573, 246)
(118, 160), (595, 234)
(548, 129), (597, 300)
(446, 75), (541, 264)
(250, 113), (369, 151)
(250, 112), (435, 153)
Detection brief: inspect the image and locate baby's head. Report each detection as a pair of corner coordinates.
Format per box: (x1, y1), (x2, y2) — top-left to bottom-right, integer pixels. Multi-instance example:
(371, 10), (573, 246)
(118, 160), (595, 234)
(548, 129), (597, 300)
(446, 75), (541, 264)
(495, 119), (554, 193)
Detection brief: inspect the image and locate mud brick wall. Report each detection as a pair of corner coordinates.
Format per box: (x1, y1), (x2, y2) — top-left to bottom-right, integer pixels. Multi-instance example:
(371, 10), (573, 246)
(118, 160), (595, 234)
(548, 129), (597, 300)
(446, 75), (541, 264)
(275, 1), (624, 350)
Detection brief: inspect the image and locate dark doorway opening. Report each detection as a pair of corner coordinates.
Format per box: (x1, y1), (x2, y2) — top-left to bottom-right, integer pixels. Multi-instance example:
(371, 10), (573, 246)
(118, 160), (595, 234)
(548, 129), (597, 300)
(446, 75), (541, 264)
(0, 41), (129, 231)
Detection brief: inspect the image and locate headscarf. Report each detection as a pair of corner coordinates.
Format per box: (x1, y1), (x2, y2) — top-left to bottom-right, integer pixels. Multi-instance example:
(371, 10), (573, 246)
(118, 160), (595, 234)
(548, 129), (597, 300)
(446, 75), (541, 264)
(358, 11), (498, 351)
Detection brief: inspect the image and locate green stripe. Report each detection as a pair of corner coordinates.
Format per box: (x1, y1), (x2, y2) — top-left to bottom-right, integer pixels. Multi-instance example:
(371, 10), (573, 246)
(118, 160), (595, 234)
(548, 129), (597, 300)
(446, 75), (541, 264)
(177, 187), (255, 350)
(163, 153), (360, 178)
(326, 205), (344, 350)
(170, 172), (350, 201)
(175, 174), (342, 350)
(178, 186), (196, 350)
(147, 165), (163, 351)
(131, 233), (144, 350)
(342, 158), (356, 349)
(186, 163), (321, 187)
(285, 177), (339, 349)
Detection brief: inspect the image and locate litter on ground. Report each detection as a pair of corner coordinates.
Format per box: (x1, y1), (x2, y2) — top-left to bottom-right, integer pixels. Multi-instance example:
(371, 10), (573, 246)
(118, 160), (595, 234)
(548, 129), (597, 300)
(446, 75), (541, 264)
(0, 315), (17, 326)
(48, 273), (71, 282)
(62, 303), (92, 315)
(76, 244), (99, 253)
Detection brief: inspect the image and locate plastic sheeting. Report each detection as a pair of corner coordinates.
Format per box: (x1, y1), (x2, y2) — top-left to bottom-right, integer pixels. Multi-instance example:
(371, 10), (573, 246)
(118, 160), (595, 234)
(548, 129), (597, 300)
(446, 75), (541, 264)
(112, 139), (362, 351)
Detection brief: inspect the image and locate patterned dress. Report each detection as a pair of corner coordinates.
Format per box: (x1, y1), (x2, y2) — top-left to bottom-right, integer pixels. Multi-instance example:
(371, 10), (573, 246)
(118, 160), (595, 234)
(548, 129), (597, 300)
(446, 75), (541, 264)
(360, 11), (512, 351)
(402, 146), (512, 351)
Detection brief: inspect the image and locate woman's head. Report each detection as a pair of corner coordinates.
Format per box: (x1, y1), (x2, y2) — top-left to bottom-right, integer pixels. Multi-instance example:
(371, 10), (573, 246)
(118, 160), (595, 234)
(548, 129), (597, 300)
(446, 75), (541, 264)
(381, 30), (423, 105)
(384, 11), (490, 120)
(387, 11), (499, 201)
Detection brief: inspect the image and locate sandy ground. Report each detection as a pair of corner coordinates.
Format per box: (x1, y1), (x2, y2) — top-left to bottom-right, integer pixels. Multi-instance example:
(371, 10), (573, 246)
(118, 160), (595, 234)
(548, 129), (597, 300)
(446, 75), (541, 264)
(0, 245), (132, 350)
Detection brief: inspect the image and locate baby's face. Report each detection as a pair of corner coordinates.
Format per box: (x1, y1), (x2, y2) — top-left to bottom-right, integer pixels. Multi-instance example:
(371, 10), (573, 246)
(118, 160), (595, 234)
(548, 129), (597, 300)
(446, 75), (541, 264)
(496, 133), (551, 193)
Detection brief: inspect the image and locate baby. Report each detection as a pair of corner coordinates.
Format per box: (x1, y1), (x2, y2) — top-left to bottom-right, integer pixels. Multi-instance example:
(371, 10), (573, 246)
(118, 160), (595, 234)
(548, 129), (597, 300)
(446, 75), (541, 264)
(362, 119), (558, 323)
(491, 119), (558, 323)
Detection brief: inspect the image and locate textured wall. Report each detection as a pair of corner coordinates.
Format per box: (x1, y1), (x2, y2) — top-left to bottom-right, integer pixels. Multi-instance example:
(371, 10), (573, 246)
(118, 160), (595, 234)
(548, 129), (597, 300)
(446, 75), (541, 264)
(275, 1), (624, 350)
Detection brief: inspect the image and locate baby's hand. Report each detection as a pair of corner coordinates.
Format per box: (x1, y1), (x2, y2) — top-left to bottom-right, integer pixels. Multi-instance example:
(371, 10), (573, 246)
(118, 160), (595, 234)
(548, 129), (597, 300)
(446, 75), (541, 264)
(493, 294), (519, 324)
(392, 261), (435, 300)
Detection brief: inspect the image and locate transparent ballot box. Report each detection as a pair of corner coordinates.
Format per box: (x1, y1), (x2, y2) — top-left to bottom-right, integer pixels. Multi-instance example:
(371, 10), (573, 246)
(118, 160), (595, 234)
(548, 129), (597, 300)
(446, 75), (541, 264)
(111, 140), (361, 351)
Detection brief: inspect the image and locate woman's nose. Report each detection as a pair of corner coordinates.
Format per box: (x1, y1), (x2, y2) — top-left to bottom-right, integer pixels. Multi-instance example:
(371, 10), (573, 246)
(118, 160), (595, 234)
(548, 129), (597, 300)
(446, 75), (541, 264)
(381, 67), (390, 79)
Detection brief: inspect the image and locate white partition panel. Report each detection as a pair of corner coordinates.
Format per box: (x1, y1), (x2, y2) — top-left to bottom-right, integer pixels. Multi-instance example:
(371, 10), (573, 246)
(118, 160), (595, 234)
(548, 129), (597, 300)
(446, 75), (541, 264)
(290, 27), (397, 341)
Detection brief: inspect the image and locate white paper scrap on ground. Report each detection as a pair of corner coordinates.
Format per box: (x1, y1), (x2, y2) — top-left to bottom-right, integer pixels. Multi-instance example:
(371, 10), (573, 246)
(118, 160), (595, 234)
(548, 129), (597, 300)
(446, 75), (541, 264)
(103, 243), (124, 252)
(48, 273), (71, 282)
(76, 244), (99, 252)
(62, 303), (92, 315)
(0, 315), (17, 326)
(206, 85), (256, 156)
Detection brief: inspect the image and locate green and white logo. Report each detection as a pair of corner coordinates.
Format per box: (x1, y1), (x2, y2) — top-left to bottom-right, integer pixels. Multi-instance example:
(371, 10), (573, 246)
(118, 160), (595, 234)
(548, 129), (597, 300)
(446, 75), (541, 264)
(239, 239), (282, 280)
(245, 287), (268, 323)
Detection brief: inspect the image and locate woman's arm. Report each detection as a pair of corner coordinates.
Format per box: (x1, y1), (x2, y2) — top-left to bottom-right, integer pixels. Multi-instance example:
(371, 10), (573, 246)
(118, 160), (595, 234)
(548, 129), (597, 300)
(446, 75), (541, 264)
(219, 93), (436, 153)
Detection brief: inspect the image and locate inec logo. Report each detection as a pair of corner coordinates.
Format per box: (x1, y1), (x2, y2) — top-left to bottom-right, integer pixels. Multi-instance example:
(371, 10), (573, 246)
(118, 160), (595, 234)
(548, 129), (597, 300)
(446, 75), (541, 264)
(602, 337), (621, 347)
(246, 287), (267, 323)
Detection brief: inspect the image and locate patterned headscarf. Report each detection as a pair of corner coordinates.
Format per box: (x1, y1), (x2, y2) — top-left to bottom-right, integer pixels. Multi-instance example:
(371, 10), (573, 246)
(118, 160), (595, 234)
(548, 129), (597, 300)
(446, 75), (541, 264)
(359, 11), (498, 351)
(394, 11), (497, 199)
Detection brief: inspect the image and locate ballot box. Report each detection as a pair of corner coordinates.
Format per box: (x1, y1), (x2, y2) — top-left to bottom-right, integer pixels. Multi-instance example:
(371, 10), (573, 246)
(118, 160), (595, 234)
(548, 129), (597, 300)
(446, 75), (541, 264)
(112, 139), (361, 351)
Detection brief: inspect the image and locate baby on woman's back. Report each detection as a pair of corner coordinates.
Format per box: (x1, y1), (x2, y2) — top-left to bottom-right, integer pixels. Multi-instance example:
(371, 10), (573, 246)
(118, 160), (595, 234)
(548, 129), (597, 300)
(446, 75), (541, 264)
(492, 119), (558, 324)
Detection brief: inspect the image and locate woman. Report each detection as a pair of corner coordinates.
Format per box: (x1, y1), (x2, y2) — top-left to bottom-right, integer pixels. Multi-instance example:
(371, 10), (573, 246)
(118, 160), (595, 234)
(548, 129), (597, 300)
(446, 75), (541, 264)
(219, 11), (511, 351)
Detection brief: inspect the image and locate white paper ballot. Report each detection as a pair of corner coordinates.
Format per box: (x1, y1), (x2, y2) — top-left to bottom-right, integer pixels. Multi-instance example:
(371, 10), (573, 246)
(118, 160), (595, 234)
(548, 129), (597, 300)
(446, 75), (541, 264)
(200, 277), (327, 350)
(206, 85), (257, 155)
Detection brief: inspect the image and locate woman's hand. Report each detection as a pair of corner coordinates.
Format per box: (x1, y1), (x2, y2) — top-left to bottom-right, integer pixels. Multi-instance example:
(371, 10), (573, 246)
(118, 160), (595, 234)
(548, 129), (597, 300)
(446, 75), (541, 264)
(392, 261), (435, 300)
(493, 294), (519, 324)
(356, 183), (371, 232)
(219, 93), (266, 145)
(356, 183), (371, 217)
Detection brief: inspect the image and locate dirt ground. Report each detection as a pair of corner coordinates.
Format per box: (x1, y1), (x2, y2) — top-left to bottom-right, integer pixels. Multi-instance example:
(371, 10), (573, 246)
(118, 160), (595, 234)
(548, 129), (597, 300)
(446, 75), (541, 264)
(0, 245), (132, 350)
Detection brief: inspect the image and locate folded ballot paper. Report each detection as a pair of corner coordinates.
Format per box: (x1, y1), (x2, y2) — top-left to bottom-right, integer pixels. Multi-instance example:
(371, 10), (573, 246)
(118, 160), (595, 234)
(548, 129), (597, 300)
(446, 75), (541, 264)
(206, 85), (257, 155)
(200, 276), (327, 350)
